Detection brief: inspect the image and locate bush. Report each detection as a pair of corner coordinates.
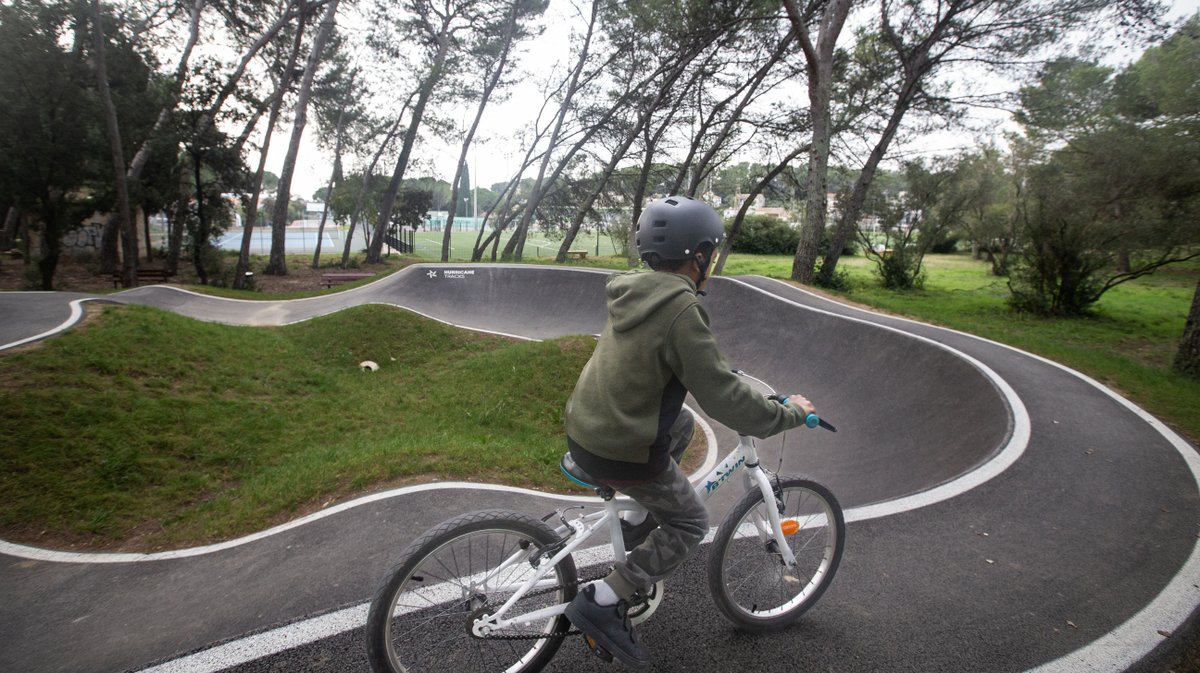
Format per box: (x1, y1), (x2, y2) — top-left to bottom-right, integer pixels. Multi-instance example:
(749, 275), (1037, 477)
(728, 215), (799, 255)
(1006, 250), (1103, 316)
(814, 261), (852, 291)
(929, 236), (960, 254)
(819, 229), (857, 257)
(875, 249), (926, 290)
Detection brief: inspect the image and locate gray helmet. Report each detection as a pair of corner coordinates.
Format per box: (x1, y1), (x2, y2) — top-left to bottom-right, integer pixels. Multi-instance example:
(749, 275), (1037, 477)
(635, 196), (724, 266)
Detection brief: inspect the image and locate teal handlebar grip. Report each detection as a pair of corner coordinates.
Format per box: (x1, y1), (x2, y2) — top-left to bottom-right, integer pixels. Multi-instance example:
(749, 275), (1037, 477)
(768, 394), (826, 431)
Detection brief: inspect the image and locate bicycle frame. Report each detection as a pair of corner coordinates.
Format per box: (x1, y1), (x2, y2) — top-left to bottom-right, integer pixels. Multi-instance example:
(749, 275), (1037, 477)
(471, 432), (797, 638)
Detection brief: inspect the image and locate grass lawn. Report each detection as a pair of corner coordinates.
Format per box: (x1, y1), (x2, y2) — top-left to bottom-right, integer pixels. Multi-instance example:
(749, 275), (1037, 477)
(411, 227), (626, 262)
(0, 304), (595, 551)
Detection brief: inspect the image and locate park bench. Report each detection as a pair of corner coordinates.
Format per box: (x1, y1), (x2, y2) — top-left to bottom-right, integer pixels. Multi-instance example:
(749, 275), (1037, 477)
(566, 250), (588, 260)
(320, 272), (373, 288)
(111, 267), (171, 287)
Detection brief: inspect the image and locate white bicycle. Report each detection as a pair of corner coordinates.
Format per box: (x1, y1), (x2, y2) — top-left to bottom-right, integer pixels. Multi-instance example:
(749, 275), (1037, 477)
(366, 372), (843, 672)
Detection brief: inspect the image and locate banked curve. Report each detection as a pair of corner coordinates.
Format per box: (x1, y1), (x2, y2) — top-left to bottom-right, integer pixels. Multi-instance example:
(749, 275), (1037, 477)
(3, 264), (1021, 562)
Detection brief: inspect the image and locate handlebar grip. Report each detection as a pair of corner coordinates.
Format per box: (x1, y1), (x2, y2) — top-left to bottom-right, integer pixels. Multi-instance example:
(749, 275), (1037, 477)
(770, 394), (823, 430)
(768, 393), (836, 432)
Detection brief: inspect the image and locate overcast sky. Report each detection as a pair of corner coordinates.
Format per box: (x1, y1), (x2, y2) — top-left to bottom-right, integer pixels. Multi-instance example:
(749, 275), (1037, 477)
(264, 0), (1200, 203)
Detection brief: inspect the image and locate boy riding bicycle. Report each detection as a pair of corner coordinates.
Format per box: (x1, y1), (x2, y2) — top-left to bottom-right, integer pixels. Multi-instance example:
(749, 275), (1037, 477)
(563, 195), (817, 666)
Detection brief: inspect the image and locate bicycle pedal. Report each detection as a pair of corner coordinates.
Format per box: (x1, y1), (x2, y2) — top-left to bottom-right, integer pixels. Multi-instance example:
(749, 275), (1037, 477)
(583, 634), (614, 663)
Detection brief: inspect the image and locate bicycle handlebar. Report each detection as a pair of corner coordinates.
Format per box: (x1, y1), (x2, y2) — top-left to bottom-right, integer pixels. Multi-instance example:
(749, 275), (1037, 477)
(766, 394), (837, 432)
(732, 369), (836, 432)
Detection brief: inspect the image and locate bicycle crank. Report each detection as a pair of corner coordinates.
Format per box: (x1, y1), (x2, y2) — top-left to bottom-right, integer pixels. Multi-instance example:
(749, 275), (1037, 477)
(628, 580), (665, 625)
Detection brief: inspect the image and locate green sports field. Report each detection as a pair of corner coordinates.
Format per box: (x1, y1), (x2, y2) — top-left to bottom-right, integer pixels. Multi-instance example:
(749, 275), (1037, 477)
(410, 227), (625, 261)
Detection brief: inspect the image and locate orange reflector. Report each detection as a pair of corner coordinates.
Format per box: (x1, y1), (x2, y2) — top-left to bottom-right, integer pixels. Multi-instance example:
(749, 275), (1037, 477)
(780, 520), (800, 536)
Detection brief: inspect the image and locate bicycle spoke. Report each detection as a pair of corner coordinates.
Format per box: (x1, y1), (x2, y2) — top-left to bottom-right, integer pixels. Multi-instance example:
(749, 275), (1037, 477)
(710, 480), (844, 629)
(369, 516), (575, 673)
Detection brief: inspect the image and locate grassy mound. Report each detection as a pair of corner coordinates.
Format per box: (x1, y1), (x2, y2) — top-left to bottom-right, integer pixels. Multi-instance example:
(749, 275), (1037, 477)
(0, 303), (593, 551)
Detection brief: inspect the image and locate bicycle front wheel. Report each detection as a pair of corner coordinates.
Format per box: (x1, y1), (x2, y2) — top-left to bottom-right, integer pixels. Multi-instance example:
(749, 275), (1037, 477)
(707, 476), (845, 632)
(366, 509), (578, 673)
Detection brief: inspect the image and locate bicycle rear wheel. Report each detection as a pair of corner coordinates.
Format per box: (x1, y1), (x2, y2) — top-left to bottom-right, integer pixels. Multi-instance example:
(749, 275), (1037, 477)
(707, 476), (844, 632)
(366, 509), (577, 673)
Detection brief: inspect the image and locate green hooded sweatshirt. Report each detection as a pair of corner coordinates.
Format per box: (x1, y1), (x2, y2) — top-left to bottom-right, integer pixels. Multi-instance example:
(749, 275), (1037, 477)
(565, 270), (808, 481)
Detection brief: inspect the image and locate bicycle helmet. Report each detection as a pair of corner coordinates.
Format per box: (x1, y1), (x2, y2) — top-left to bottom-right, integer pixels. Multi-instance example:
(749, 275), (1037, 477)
(635, 196), (724, 272)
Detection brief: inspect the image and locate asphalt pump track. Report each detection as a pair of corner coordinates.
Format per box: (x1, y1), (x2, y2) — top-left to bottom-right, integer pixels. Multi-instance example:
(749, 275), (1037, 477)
(0, 263), (1197, 673)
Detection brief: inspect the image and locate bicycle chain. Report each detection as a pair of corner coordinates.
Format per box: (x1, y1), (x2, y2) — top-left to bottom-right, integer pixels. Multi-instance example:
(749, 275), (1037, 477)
(476, 567), (656, 642)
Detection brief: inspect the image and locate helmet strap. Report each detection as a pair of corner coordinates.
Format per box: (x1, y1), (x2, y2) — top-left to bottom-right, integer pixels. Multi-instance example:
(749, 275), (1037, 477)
(694, 251), (712, 295)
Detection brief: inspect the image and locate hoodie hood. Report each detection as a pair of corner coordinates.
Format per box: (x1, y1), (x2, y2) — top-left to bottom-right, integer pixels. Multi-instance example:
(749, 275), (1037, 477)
(606, 271), (697, 333)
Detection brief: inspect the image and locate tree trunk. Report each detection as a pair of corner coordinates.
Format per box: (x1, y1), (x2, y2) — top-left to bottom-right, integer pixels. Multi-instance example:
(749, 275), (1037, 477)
(312, 106), (346, 268)
(682, 30), (796, 197)
(623, 89), (692, 267)
(99, 0), (205, 275)
(190, 152), (208, 285)
(471, 92), (555, 263)
(555, 154), (624, 263)
(232, 28), (305, 288)
(166, 168), (189, 275)
(1117, 248), (1132, 274)
(793, 102), (830, 283)
(100, 0), (302, 274)
(264, 0), (340, 275)
(627, 172), (651, 268)
(142, 202), (154, 260)
(555, 78), (683, 262)
(37, 190), (64, 290)
(341, 103), (408, 267)
(503, 0), (599, 262)
(816, 69), (922, 286)
(785, 0), (852, 284)
(442, 9), (517, 262)
(91, 0), (138, 287)
(2, 206), (18, 250)
(502, 113), (616, 261)
(713, 144), (808, 276)
(1173, 277), (1200, 379)
(369, 34), (449, 264)
(369, 85), (436, 264)
(472, 177), (524, 261)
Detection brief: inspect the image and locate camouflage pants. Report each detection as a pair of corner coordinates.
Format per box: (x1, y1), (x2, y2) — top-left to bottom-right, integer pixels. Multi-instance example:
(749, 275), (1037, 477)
(603, 411), (709, 601)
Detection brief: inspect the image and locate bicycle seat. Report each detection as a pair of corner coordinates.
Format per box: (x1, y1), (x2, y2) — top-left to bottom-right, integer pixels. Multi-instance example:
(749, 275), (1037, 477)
(559, 453), (615, 498)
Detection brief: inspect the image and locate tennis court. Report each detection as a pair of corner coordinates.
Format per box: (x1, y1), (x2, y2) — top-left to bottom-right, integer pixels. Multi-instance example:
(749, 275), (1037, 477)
(215, 226), (370, 255)
(411, 229), (626, 261)
(211, 223), (625, 260)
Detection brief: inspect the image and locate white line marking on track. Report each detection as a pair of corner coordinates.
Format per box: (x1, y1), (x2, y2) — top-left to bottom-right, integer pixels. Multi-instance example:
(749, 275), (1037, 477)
(7, 270), (1196, 673)
(723, 277), (1032, 523)
(133, 604), (369, 673)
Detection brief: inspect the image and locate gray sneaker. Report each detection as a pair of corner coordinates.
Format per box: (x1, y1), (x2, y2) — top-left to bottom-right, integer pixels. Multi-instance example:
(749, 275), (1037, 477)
(620, 514), (658, 551)
(565, 584), (650, 666)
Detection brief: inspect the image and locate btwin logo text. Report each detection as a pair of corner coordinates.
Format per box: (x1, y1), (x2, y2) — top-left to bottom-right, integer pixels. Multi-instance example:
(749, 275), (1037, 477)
(704, 456), (746, 494)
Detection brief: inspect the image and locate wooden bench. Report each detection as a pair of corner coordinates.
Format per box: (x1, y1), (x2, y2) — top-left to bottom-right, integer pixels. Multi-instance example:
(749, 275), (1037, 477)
(319, 272), (373, 288)
(111, 268), (171, 287)
(566, 250), (588, 260)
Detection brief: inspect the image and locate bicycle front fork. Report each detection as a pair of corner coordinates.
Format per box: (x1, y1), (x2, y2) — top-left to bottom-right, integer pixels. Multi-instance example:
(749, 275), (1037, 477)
(745, 467), (799, 569)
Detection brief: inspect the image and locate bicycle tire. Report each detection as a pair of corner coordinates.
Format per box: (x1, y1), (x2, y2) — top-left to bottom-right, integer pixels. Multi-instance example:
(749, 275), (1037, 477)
(707, 475), (845, 632)
(366, 508), (578, 673)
